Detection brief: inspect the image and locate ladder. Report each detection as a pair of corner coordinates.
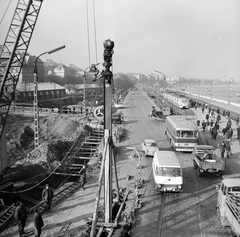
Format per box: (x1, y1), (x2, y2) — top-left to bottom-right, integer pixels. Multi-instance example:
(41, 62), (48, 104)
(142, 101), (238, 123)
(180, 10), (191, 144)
(0, 204), (16, 230)
(0, 0), (43, 140)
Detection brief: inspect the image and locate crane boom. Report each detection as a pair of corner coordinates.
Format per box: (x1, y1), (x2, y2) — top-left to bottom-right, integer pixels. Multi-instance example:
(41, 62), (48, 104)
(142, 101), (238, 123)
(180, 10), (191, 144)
(0, 0), (43, 140)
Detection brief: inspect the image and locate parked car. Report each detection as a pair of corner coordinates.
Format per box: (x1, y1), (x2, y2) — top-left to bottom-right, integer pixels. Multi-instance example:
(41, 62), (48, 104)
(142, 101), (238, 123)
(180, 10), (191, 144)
(114, 103), (124, 109)
(142, 139), (159, 156)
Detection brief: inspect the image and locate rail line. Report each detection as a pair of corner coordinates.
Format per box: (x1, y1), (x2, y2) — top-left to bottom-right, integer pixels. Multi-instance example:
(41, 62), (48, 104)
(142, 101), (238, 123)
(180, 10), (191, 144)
(157, 193), (166, 237)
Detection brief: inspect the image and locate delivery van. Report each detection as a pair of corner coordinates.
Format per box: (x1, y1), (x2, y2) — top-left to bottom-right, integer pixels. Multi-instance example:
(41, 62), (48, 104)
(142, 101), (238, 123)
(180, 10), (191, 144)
(152, 150), (183, 192)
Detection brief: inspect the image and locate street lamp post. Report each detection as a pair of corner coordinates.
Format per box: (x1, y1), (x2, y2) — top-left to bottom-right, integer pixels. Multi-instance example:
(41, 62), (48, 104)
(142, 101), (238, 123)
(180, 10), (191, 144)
(83, 63), (99, 116)
(198, 79), (201, 97)
(33, 45), (65, 148)
(211, 79), (214, 100)
(228, 77), (233, 104)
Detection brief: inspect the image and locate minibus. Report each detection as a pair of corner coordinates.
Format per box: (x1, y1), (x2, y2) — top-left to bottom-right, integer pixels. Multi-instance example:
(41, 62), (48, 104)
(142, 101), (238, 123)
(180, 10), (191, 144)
(152, 150), (183, 192)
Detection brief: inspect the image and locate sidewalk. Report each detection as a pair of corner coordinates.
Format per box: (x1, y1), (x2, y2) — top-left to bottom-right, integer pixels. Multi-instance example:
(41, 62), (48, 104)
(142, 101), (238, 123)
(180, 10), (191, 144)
(192, 103), (240, 175)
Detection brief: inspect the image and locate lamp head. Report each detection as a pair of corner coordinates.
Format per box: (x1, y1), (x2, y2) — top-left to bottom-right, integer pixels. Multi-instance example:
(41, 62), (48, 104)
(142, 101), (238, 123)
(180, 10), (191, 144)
(103, 39), (114, 50)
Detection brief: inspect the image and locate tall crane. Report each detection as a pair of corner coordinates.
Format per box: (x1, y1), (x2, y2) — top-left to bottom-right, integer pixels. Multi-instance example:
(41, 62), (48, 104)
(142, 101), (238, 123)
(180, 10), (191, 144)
(0, 0), (43, 171)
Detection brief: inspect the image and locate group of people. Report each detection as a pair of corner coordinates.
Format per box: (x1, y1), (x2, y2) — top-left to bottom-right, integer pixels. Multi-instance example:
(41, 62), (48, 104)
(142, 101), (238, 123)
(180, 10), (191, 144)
(197, 106), (221, 140)
(14, 183), (54, 237)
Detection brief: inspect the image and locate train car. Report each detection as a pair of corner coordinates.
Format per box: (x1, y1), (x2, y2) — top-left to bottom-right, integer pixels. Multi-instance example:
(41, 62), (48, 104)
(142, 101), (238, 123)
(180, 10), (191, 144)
(163, 91), (189, 109)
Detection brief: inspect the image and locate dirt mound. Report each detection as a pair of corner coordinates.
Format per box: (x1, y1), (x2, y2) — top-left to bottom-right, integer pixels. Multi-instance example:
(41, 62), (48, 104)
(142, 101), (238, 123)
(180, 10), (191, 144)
(41, 115), (81, 140)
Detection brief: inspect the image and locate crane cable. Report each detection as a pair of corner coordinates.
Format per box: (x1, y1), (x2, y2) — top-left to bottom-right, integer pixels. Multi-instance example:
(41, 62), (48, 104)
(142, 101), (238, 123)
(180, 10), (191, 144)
(0, 0), (12, 26)
(92, 0), (98, 64)
(86, 0), (91, 66)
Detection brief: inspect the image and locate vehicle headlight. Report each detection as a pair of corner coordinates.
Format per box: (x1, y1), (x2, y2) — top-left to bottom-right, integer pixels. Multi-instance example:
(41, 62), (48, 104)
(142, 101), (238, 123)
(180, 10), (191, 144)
(178, 185), (182, 189)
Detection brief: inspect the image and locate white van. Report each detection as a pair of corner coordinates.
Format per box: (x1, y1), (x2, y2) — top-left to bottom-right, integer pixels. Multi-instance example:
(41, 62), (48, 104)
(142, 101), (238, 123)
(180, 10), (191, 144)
(152, 150), (183, 192)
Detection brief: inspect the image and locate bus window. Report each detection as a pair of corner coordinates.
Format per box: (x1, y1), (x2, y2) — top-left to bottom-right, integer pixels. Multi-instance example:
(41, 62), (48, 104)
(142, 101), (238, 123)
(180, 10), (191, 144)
(176, 131), (180, 137)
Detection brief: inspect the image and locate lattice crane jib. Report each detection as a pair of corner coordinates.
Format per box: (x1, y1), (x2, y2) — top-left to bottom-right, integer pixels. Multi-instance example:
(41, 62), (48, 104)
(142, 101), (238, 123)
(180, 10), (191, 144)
(0, 0), (43, 140)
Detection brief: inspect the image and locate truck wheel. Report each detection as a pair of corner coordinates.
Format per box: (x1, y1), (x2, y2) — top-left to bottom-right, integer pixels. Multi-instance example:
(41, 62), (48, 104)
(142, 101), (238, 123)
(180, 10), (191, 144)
(197, 168), (202, 177)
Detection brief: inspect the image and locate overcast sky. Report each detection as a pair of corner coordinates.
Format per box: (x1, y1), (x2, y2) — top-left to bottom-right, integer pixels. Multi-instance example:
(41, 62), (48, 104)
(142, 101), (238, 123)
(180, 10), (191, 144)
(0, 0), (239, 81)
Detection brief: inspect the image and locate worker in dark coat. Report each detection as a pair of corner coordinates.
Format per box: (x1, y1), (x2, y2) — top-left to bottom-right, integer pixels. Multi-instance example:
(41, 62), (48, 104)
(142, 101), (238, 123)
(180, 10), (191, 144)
(33, 207), (44, 237)
(237, 126), (240, 144)
(202, 121), (206, 132)
(14, 201), (28, 237)
(219, 140), (226, 158)
(42, 184), (54, 213)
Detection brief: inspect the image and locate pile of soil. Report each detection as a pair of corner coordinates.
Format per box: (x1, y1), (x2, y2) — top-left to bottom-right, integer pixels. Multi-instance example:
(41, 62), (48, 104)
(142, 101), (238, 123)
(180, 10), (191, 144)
(3, 114), (84, 182)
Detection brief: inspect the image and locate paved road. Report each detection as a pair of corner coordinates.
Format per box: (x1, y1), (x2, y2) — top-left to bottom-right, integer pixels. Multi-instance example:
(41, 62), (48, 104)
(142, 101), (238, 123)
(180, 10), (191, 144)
(1, 87), (239, 237)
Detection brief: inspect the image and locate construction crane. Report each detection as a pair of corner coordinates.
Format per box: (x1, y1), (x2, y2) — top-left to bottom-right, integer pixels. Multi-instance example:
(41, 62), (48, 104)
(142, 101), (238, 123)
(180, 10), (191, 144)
(0, 0), (43, 171)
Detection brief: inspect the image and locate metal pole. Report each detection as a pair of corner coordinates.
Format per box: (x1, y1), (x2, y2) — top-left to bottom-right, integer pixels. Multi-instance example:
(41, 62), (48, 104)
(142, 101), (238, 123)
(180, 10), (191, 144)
(83, 72), (86, 115)
(103, 39), (114, 224)
(33, 69), (39, 148)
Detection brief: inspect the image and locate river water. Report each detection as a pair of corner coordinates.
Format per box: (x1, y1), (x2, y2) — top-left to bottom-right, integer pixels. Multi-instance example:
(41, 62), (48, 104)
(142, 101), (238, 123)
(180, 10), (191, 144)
(177, 83), (240, 104)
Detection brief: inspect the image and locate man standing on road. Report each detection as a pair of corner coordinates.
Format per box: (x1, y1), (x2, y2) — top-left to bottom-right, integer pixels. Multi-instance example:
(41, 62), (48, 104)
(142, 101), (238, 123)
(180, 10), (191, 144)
(33, 207), (44, 237)
(14, 201), (28, 237)
(42, 184), (54, 213)
(237, 125), (240, 144)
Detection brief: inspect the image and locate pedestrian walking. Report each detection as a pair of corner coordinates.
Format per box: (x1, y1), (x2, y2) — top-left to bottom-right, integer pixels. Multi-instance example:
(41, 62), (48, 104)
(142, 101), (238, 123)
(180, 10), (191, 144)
(79, 174), (85, 190)
(33, 207), (44, 237)
(209, 119), (214, 132)
(206, 113), (209, 121)
(222, 109), (226, 117)
(236, 116), (240, 126)
(216, 114), (221, 123)
(237, 125), (240, 144)
(14, 201), (28, 237)
(51, 105), (54, 113)
(197, 119), (200, 128)
(202, 120), (206, 132)
(211, 126), (218, 140)
(225, 140), (231, 159)
(42, 184), (54, 213)
(219, 140), (226, 158)
(201, 106), (204, 113)
(226, 118), (232, 129)
(226, 110), (230, 119)
(216, 108), (220, 114)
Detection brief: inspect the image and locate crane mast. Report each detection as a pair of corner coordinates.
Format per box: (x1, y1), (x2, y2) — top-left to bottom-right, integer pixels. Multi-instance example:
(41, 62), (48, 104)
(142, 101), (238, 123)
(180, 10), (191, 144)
(0, 0), (43, 170)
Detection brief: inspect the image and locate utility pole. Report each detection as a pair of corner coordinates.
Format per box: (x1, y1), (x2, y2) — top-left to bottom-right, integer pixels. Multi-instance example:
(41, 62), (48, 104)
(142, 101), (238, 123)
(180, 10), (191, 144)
(103, 39), (114, 223)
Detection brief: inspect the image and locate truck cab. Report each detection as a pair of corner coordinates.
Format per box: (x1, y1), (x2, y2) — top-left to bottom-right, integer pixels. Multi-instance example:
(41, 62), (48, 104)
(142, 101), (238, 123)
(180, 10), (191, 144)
(217, 177), (240, 236)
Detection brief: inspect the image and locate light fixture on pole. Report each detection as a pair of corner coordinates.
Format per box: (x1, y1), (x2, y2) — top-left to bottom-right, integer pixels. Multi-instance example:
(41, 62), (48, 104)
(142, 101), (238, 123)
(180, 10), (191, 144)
(228, 77), (233, 104)
(83, 63), (100, 116)
(33, 45), (66, 148)
(211, 79), (214, 100)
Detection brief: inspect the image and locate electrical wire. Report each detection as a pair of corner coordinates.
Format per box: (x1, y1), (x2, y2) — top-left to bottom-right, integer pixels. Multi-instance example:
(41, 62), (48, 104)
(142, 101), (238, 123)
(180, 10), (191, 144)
(0, 0), (12, 25)
(86, 0), (91, 66)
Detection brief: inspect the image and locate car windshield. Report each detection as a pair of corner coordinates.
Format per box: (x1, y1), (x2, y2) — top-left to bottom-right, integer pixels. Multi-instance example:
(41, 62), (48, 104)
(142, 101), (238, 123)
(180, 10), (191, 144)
(157, 167), (181, 177)
(146, 142), (156, 147)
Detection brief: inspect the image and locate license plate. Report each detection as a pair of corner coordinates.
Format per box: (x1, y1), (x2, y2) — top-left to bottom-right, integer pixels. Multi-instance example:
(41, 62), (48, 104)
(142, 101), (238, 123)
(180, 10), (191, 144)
(184, 143), (189, 146)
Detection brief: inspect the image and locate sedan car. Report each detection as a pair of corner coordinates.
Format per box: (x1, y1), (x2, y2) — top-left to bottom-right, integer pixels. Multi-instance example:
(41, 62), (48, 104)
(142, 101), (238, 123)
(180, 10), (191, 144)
(141, 139), (159, 157)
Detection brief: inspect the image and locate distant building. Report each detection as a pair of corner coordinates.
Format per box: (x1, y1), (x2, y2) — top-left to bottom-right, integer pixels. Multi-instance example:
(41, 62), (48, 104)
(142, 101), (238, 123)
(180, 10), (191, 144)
(19, 54), (44, 83)
(15, 82), (66, 103)
(53, 64), (76, 78)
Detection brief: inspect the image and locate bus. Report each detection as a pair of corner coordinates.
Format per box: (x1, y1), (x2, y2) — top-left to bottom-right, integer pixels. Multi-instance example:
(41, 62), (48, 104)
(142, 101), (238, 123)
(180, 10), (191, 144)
(165, 115), (198, 152)
(152, 150), (183, 192)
